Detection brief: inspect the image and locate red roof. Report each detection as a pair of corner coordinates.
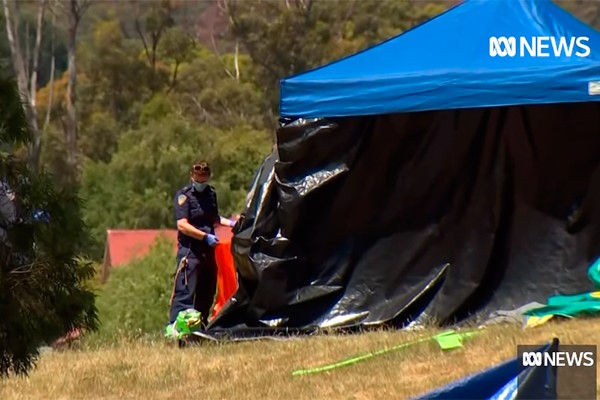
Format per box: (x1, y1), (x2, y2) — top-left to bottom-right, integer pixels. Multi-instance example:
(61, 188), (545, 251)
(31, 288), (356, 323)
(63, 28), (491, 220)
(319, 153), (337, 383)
(105, 229), (179, 268)
(103, 225), (234, 269)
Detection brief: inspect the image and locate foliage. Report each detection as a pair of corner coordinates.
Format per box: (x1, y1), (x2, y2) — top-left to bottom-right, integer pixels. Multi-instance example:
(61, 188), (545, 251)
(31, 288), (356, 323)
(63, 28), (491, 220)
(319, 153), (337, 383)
(0, 74), (97, 377)
(78, 19), (160, 125)
(0, 4), (69, 85)
(79, 113), (270, 259)
(225, 0), (448, 108)
(83, 238), (174, 346)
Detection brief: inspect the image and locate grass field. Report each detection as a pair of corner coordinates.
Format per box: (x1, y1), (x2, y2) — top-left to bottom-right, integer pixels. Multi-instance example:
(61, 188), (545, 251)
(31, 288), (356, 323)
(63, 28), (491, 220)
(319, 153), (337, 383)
(1, 318), (599, 400)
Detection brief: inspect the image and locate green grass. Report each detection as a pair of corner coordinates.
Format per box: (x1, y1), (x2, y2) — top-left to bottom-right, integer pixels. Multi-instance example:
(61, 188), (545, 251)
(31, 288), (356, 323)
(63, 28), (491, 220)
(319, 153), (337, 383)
(1, 318), (600, 399)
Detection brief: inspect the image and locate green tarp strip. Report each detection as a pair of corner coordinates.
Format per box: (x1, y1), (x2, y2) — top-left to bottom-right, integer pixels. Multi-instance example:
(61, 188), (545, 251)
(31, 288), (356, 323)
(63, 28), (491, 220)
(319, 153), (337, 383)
(524, 256), (600, 321)
(292, 329), (482, 376)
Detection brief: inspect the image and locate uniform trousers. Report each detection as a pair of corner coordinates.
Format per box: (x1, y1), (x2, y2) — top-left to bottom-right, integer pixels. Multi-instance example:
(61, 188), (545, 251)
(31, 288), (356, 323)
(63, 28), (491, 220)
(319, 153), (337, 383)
(169, 245), (218, 327)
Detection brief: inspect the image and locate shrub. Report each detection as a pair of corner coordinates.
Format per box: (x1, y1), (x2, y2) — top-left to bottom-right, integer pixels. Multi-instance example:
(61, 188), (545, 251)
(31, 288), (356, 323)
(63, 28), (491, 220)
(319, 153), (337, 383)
(84, 238), (175, 346)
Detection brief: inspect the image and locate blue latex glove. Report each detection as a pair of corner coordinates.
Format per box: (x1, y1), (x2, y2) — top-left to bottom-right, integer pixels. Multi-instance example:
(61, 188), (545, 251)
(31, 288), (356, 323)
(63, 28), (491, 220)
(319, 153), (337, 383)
(229, 219), (236, 228)
(32, 209), (50, 223)
(205, 234), (219, 247)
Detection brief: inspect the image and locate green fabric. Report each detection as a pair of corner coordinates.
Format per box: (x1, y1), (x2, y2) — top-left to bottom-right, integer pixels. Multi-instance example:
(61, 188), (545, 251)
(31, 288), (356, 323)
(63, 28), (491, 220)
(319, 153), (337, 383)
(525, 301), (600, 318)
(547, 292), (593, 305)
(435, 333), (463, 350)
(434, 330), (480, 350)
(588, 256), (600, 289)
(291, 329), (483, 376)
(165, 308), (202, 340)
(524, 256), (600, 321)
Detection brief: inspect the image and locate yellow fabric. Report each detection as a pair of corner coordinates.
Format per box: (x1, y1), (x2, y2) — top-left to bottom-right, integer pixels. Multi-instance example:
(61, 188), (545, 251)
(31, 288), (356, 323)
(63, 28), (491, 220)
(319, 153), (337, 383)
(525, 314), (554, 328)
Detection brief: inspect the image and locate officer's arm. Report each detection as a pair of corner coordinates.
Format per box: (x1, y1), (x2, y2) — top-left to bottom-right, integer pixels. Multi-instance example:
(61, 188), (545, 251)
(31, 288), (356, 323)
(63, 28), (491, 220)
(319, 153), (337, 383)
(177, 218), (208, 240)
(174, 192), (207, 240)
(218, 216), (235, 227)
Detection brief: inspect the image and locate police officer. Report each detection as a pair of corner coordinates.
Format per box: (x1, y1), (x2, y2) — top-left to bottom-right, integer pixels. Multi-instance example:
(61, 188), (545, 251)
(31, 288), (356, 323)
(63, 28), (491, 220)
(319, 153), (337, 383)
(168, 160), (236, 330)
(0, 180), (18, 242)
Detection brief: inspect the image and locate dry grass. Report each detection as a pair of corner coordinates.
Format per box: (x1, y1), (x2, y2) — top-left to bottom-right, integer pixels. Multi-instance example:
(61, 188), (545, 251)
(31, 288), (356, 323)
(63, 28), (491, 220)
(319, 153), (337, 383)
(1, 318), (600, 400)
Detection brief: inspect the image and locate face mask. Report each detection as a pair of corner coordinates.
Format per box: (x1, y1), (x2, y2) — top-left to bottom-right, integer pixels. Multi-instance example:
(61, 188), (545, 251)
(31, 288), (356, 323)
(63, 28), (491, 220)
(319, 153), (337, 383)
(192, 181), (208, 192)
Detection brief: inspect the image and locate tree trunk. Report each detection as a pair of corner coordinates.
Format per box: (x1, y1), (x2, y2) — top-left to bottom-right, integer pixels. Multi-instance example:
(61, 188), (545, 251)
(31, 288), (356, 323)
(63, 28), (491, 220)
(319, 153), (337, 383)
(43, 10), (56, 133)
(63, 0), (90, 181)
(65, 18), (78, 176)
(29, 0), (46, 168)
(234, 40), (240, 80)
(2, 0), (45, 172)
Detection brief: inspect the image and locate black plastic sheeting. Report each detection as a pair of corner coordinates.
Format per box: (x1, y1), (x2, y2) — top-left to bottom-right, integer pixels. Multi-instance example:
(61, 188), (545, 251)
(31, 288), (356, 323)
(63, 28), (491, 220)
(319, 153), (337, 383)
(207, 102), (600, 338)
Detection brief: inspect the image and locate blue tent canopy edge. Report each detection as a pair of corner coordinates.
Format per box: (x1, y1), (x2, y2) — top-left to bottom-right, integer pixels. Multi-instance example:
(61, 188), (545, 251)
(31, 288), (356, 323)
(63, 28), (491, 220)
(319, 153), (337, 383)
(412, 340), (558, 400)
(279, 0), (600, 118)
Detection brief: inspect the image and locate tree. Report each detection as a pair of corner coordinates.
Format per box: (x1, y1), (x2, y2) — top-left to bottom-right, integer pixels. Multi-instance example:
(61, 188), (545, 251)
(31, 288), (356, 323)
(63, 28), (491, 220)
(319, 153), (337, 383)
(0, 9), (13, 75)
(0, 72), (98, 378)
(2, 0), (48, 171)
(77, 18), (159, 124)
(133, 0), (175, 72)
(158, 26), (195, 93)
(168, 45), (268, 130)
(56, 0), (92, 184)
(222, 0), (448, 115)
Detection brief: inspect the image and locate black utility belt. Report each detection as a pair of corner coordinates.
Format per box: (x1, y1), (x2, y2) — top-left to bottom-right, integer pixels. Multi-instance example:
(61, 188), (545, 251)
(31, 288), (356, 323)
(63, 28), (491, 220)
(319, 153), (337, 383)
(178, 243), (211, 254)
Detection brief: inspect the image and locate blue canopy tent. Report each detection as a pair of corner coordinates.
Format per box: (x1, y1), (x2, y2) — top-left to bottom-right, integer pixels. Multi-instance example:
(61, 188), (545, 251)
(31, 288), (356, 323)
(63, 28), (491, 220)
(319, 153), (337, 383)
(210, 0), (600, 363)
(280, 0), (600, 118)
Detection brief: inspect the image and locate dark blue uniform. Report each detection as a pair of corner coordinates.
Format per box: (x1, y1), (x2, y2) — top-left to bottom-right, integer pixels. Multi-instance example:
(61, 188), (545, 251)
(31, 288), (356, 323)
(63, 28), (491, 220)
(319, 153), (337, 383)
(169, 184), (220, 326)
(0, 181), (17, 244)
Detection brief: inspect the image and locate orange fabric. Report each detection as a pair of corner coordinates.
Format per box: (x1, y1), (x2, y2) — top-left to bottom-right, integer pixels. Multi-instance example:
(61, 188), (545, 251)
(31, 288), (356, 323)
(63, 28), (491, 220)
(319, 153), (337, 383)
(211, 238), (237, 318)
(212, 238), (238, 319)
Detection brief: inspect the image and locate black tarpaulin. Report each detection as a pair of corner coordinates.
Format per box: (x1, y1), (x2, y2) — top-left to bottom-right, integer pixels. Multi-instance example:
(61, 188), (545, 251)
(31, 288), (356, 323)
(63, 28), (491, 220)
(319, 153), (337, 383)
(207, 102), (600, 336)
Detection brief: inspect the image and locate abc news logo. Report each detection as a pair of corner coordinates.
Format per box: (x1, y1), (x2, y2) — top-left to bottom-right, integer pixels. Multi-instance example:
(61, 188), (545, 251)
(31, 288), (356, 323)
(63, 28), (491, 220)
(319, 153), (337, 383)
(489, 36), (590, 57)
(522, 351), (595, 367)
(518, 345), (597, 400)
